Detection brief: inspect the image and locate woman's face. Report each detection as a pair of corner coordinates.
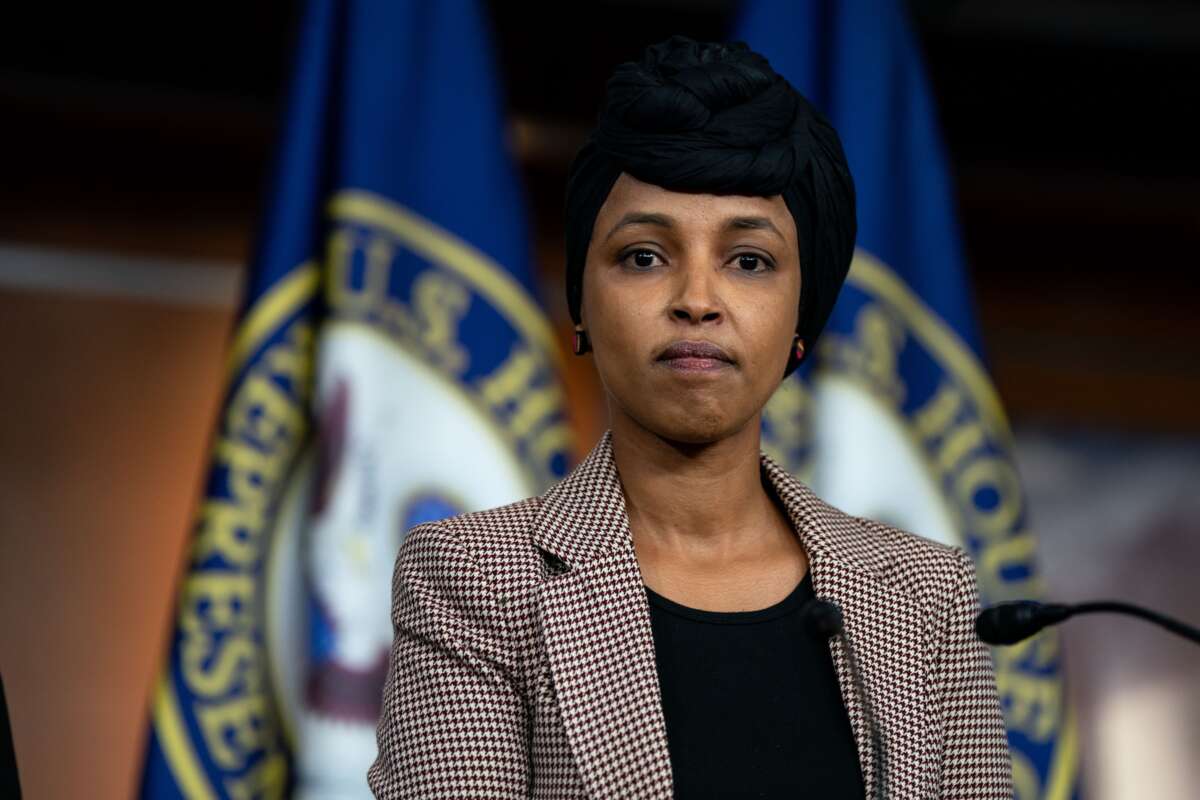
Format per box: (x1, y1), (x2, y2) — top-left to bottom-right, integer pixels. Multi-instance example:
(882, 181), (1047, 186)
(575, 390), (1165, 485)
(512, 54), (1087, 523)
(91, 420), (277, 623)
(581, 171), (801, 444)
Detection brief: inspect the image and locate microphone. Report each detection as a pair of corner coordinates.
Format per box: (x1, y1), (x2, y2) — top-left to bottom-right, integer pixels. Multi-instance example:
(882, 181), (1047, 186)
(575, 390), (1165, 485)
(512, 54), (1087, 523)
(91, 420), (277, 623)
(977, 600), (1200, 647)
(975, 601), (1070, 645)
(805, 599), (886, 800)
(806, 597), (845, 640)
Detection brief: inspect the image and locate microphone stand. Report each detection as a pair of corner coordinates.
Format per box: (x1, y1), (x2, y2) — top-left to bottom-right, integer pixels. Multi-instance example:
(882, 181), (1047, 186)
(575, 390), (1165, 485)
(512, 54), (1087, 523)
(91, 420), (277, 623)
(1065, 601), (1200, 644)
(977, 599), (1200, 647)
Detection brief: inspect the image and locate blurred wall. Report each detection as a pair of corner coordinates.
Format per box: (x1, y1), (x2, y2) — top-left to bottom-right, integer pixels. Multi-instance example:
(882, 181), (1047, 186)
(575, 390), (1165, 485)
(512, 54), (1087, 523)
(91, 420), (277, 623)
(0, 253), (238, 798)
(1017, 428), (1200, 799)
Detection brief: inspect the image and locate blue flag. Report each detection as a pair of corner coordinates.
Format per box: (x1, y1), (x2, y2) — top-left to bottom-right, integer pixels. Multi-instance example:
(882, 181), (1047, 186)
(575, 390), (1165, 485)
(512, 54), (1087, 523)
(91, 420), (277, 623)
(139, 0), (571, 796)
(737, 2), (1080, 798)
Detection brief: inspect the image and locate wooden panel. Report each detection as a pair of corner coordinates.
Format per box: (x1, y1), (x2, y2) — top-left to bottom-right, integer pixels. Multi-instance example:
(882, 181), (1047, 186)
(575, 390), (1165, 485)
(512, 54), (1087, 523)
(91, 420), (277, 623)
(0, 288), (233, 799)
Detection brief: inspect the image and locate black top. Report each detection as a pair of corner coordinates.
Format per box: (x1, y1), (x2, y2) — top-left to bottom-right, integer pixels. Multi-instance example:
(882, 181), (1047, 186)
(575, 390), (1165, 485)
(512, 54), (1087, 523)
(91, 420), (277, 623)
(644, 571), (865, 799)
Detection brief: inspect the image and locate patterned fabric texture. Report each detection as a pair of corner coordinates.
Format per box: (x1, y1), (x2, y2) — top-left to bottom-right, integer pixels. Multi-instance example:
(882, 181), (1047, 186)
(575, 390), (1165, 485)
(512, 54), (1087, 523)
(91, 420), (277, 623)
(368, 431), (1014, 798)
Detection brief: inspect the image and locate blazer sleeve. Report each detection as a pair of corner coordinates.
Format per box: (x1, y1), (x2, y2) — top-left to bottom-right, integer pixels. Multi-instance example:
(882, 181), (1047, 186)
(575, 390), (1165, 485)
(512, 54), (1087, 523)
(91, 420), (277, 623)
(931, 548), (1015, 798)
(368, 521), (530, 798)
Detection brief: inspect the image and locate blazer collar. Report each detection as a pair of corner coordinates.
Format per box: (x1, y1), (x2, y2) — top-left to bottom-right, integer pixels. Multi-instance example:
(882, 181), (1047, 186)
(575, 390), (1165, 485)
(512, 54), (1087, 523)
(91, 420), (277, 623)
(531, 430), (924, 798)
(532, 429), (891, 581)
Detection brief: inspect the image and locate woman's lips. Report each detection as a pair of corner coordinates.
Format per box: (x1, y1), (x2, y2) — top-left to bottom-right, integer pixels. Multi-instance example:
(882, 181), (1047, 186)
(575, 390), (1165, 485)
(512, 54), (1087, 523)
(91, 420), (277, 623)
(655, 340), (734, 373)
(657, 355), (729, 374)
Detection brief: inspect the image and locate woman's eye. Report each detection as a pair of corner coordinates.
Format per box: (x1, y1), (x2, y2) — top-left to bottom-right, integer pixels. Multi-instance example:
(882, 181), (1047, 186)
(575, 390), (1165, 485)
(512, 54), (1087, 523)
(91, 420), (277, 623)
(735, 253), (774, 272)
(619, 249), (773, 272)
(622, 249), (663, 270)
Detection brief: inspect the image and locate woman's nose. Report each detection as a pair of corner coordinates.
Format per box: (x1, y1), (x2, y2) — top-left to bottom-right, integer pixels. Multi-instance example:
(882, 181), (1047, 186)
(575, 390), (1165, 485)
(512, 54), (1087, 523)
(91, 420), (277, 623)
(669, 260), (723, 324)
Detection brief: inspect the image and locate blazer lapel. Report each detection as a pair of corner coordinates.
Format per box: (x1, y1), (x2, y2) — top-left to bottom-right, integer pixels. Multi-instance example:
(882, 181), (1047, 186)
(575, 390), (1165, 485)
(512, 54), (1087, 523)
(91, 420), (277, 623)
(531, 431), (674, 798)
(762, 455), (930, 798)
(532, 432), (929, 798)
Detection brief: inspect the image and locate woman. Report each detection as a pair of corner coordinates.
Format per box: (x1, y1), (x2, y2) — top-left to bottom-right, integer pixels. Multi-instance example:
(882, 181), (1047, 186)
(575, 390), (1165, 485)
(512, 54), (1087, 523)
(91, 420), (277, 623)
(369, 35), (1012, 799)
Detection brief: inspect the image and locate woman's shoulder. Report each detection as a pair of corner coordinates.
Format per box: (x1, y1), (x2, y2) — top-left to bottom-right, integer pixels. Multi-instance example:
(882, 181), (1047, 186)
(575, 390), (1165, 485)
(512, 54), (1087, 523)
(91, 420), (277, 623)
(419, 495), (544, 536)
(858, 514), (970, 571)
(813, 497), (978, 605)
(768, 458), (974, 601)
(400, 494), (544, 555)
(393, 494), (549, 593)
(823, 509), (984, 647)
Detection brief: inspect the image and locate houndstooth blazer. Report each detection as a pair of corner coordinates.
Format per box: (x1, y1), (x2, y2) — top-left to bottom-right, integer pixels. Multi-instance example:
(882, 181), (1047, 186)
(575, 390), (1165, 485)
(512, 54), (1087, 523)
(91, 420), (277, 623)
(368, 431), (1014, 798)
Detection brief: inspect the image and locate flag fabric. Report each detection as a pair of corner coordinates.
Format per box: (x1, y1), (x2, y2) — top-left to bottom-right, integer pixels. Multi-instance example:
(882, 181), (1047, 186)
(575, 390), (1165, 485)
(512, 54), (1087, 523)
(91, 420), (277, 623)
(736, 2), (1080, 798)
(139, 0), (571, 796)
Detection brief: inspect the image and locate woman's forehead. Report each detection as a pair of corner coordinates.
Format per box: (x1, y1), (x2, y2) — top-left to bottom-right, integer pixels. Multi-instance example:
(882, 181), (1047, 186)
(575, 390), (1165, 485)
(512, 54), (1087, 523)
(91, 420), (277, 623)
(595, 172), (796, 245)
(603, 171), (787, 215)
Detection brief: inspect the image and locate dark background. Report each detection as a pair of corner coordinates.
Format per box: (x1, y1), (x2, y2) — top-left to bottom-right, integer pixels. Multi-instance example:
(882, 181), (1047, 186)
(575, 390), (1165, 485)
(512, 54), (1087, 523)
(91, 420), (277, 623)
(4, 0), (1199, 432)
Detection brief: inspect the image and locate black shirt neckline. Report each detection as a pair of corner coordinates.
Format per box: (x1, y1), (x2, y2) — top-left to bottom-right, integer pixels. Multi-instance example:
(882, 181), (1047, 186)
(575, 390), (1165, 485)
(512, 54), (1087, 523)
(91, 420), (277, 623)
(643, 570), (812, 625)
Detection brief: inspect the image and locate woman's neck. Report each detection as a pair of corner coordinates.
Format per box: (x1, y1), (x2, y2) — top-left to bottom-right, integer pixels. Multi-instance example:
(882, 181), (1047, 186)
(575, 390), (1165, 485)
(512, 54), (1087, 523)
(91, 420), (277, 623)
(609, 411), (792, 565)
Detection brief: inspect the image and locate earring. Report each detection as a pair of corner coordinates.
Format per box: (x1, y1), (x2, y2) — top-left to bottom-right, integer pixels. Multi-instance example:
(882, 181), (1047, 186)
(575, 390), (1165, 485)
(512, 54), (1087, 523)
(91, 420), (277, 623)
(572, 326), (591, 355)
(794, 335), (806, 362)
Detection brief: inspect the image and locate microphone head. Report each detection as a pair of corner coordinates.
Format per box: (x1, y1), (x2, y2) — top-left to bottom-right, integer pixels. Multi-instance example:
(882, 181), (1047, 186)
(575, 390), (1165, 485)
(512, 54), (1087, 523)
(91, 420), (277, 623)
(976, 601), (1068, 645)
(804, 599), (845, 640)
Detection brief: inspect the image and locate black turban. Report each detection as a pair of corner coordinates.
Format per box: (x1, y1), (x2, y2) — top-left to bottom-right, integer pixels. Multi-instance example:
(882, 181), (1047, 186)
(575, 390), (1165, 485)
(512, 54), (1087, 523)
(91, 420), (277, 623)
(564, 34), (857, 377)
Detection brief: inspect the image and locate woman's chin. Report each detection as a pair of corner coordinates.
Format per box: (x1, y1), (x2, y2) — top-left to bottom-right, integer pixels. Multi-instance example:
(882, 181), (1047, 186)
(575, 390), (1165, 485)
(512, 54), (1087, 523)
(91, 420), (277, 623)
(608, 376), (762, 446)
(645, 408), (744, 447)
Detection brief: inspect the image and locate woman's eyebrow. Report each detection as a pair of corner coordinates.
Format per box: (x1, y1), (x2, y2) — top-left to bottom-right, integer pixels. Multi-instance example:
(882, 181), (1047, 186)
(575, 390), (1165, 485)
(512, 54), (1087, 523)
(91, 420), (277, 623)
(603, 211), (786, 244)
(603, 211), (675, 242)
(724, 216), (786, 243)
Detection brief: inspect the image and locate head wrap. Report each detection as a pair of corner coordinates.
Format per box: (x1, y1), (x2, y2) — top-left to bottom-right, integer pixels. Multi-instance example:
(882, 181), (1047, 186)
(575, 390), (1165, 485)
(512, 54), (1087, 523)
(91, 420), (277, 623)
(564, 34), (857, 377)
